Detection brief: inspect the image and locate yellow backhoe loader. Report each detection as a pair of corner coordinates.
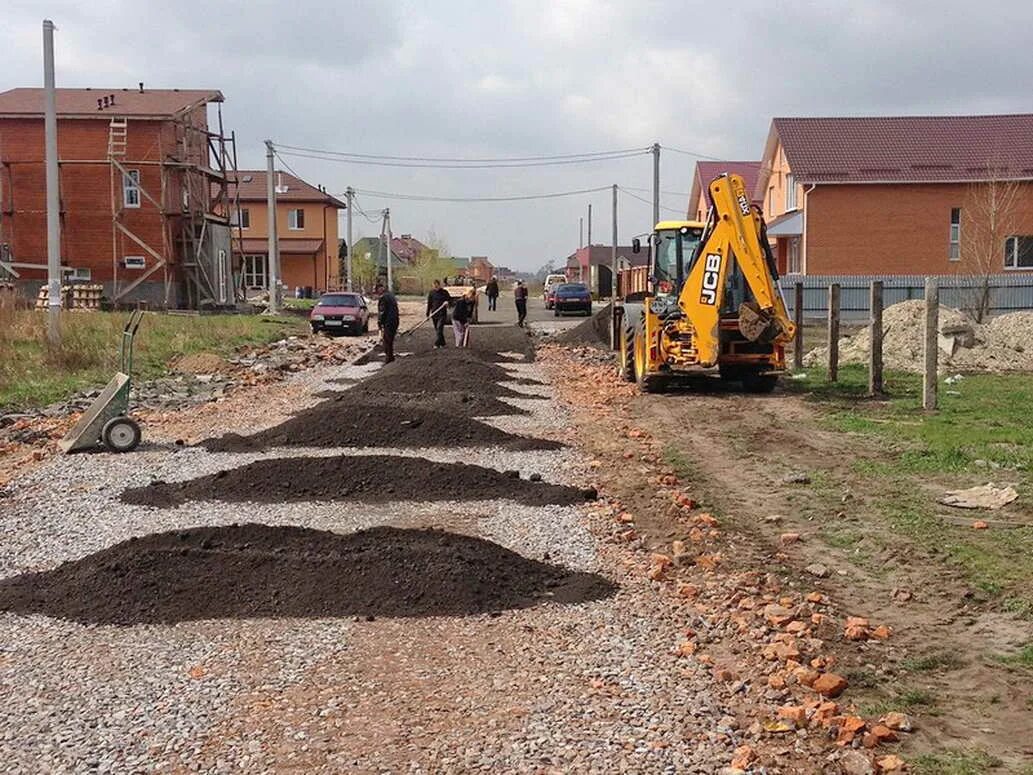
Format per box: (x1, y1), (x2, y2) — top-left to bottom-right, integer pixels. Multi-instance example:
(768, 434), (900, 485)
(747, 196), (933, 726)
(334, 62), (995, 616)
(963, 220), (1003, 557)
(616, 172), (796, 393)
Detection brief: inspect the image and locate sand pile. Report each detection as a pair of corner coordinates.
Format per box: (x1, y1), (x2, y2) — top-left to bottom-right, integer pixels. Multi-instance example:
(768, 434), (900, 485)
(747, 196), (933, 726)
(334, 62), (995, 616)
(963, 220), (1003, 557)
(0, 525), (615, 624)
(805, 301), (1033, 373)
(554, 303), (613, 348)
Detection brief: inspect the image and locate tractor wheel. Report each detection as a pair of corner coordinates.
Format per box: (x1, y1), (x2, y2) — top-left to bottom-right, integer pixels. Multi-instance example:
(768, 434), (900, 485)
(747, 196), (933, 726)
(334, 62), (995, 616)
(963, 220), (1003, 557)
(633, 320), (665, 393)
(102, 416), (141, 453)
(617, 325), (635, 382)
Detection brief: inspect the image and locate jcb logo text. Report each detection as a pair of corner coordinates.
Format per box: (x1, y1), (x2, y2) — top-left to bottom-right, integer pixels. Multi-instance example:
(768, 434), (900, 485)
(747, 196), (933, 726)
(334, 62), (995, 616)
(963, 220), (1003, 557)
(700, 253), (722, 305)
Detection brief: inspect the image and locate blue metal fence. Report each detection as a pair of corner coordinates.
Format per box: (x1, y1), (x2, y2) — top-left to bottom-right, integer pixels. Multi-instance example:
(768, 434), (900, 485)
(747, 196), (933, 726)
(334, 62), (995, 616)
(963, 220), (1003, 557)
(780, 273), (1033, 320)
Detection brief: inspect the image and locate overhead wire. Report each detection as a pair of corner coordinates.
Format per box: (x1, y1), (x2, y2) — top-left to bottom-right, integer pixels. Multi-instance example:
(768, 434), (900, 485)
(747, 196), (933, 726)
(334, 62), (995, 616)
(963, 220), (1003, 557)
(274, 143), (651, 164)
(275, 148), (649, 169)
(617, 186), (686, 216)
(662, 144), (721, 160)
(350, 185), (614, 203)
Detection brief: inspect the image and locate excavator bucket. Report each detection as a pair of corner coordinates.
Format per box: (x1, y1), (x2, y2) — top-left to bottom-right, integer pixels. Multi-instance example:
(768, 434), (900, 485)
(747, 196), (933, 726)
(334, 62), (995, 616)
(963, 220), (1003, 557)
(738, 301), (779, 342)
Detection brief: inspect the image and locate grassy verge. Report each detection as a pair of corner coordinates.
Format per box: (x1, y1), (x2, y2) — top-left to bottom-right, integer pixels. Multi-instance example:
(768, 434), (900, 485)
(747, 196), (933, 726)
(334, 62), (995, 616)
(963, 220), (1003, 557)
(0, 309), (306, 411)
(786, 364), (1033, 612)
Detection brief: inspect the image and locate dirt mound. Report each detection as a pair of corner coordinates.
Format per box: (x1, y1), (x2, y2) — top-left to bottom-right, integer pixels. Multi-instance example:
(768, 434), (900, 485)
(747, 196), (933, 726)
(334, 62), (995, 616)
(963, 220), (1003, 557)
(356, 324), (535, 364)
(357, 348), (543, 398)
(0, 524), (616, 624)
(202, 402), (561, 452)
(315, 388), (529, 417)
(123, 455), (594, 507)
(805, 301), (1033, 373)
(554, 303), (613, 348)
(171, 352), (231, 375)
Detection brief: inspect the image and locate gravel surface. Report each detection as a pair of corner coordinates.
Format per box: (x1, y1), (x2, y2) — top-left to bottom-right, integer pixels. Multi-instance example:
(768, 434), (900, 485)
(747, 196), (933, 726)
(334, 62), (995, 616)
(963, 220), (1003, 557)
(0, 329), (744, 773)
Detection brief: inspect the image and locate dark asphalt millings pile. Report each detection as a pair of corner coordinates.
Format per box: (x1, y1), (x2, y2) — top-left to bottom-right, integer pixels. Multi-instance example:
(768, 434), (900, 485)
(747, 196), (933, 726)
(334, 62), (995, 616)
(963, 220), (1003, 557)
(554, 303), (614, 348)
(315, 388), (530, 418)
(122, 454), (596, 508)
(356, 323), (535, 363)
(0, 524), (616, 625)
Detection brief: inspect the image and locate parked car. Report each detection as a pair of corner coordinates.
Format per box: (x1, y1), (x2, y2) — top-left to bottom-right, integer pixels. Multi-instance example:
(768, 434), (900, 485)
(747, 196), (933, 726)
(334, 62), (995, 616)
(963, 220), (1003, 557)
(309, 292), (370, 335)
(543, 273), (567, 309)
(553, 282), (592, 316)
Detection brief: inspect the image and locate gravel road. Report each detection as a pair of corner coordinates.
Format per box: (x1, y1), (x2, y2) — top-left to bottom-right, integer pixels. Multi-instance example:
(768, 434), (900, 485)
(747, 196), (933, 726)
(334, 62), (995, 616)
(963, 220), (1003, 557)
(0, 325), (747, 773)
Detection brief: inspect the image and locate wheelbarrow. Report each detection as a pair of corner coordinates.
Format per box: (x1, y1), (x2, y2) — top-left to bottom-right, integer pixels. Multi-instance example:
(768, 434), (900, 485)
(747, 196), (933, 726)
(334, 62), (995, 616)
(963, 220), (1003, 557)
(59, 309), (144, 454)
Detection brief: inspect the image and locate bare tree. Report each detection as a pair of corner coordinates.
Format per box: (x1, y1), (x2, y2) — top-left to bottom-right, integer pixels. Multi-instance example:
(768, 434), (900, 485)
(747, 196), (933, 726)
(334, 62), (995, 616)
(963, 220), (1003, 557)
(960, 170), (1022, 322)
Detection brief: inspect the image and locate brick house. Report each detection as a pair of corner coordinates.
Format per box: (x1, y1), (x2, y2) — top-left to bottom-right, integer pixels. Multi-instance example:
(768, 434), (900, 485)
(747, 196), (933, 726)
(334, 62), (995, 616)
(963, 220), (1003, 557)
(469, 256), (494, 282)
(565, 245), (644, 297)
(688, 160), (762, 222)
(0, 86), (236, 307)
(756, 114), (1033, 275)
(232, 170), (345, 294)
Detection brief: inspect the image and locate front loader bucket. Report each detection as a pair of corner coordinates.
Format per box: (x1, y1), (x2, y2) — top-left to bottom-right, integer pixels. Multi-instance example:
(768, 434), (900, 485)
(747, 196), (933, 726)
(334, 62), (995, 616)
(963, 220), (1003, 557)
(58, 372), (131, 453)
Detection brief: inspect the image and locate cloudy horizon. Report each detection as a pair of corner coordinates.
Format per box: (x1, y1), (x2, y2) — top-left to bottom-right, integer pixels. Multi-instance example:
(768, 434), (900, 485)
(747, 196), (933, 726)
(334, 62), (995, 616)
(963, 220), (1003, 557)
(5, 0), (1033, 271)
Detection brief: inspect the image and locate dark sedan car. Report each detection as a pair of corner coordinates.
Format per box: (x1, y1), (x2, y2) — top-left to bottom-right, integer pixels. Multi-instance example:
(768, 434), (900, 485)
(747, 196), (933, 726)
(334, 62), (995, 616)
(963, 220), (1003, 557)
(309, 292), (370, 335)
(553, 283), (592, 316)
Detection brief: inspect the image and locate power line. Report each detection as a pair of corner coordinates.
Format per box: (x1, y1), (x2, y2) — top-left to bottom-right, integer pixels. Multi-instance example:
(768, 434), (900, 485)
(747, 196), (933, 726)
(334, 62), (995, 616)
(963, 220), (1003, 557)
(622, 184), (691, 198)
(618, 186), (686, 216)
(275, 143), (650, 164)
(276, 148), (649, 170)
(662, 144), (721, 160)
(350, 185), (614, 203)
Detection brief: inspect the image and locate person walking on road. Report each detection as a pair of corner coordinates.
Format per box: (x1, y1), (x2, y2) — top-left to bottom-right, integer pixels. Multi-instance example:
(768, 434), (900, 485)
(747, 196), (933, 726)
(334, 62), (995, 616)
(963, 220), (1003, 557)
(451, 287), (476, 347)
(485, 276), (499, 312)
(514, 280), (528, 327)
(376, 283), (400, 362)
(426, 279), (451, 348)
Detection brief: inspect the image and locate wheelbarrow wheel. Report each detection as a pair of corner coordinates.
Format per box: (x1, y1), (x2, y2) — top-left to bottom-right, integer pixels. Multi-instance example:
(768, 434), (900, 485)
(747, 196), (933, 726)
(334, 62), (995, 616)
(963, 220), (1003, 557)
(102, 416), (141, 453)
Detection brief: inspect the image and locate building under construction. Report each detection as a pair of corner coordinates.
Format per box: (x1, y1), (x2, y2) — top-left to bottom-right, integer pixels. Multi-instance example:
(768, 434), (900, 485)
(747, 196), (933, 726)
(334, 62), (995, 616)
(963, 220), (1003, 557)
(0, 85), (242, 308)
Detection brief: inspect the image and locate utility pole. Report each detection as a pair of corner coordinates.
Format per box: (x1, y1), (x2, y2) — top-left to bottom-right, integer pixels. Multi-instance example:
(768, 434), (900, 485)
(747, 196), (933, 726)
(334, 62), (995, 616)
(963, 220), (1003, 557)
(385, 208), (393, 291)
(587, 203), (592, 246)
(579, 216), (583, 248)
(43, 19), (61, 343)
(652, 142), (661, 227)
(345, 186), (354, 290)
(264, 140), (279, 313)
(611, 183), (618, 349)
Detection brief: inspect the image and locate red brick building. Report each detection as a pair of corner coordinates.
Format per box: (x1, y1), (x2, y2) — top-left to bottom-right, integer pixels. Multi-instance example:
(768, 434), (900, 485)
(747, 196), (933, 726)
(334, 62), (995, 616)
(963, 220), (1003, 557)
(0, 86), (236, 307)
(469, 256), (494, 282)
(756, 114), (1033, 276)
(687, 160), (761, 222)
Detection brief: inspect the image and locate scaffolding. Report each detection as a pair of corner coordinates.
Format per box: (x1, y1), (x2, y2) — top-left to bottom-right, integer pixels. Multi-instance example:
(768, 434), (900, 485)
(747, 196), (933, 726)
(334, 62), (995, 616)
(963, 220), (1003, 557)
(108, 98), (244, 308)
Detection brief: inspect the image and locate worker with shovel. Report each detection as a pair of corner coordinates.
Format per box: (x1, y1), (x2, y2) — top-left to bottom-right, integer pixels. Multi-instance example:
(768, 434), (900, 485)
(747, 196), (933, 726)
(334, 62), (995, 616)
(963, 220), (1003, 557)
(451, 287), (476, 347)
(426, 279), (451, 348)
(376, 283), (400, 363)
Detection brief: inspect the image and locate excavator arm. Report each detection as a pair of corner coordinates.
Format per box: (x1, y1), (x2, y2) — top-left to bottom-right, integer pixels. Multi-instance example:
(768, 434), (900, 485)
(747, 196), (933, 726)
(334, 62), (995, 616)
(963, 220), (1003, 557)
(679, 173), (796, 367)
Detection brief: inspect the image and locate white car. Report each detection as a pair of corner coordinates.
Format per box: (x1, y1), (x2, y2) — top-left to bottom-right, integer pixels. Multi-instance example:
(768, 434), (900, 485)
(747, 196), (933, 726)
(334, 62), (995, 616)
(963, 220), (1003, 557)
(543, 273), (568, 309)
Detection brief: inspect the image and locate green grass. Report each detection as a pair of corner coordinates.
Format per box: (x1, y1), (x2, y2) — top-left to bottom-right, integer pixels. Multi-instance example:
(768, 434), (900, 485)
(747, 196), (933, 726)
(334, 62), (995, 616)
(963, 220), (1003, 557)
(0, 309), (305, 411)
(902, 651), (966, 673)
(994, 642), (1033, 669)
(787, 363), (1033, 611)
(283, 297), (317, 310)
(662, 444), (697, 483)
(910, 749), (1003, 775)
(861, 687), (938, 717)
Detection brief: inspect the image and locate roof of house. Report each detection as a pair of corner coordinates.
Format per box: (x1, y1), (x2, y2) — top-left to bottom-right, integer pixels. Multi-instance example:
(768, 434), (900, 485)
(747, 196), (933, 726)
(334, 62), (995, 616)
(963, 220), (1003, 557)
(352, 236), (407, 267)
(234, 170), (346, 208)
(764, 114), (1033, 187)
(688, 161), (762, 213)
(0, 87), (223, 119)
(390, 235), (430, 262)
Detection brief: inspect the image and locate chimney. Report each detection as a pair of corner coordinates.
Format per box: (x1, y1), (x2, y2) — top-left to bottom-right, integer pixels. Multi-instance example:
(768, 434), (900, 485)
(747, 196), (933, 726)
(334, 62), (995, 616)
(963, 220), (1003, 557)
(97, 98), (103, 110)
(138, 82), (144, 93)
(109, 93), (115, 105)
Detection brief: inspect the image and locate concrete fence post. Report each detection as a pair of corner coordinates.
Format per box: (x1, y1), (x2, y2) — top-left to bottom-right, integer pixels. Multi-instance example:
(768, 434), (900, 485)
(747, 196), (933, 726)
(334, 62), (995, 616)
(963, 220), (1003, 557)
(923, 277), (939, 411)
(827, 283), (840, 383)
(869, 280), (884, 395)
(793, 281), (804, 371)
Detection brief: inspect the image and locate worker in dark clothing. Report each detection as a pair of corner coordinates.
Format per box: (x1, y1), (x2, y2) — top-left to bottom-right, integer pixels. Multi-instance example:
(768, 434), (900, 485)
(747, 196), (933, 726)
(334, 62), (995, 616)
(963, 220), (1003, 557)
(451, 288), (476, 346)
(426, 279), (452, 348)
(514, 280), (528, 327)
(485, 276), (499, 311)
(376, 283), (400, 362)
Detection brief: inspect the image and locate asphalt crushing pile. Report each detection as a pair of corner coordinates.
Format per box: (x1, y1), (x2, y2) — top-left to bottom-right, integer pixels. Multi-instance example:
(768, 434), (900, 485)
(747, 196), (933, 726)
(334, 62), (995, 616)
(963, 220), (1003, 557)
(357, 324), (536, 363)
(0, 525), (616, 625)
(316, 387), (529, 418)
(554, 303), (613, 348)
(122, 455), (595, 508)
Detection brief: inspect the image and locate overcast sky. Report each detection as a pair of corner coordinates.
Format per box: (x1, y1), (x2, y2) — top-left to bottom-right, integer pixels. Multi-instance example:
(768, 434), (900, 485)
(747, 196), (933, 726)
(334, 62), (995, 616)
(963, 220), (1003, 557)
(5, 0), (1033, 271)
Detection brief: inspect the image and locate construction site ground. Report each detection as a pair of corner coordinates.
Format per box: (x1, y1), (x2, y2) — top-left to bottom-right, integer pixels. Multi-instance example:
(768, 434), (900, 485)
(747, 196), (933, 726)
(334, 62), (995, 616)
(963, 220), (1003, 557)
(0, 295), (1030, 773)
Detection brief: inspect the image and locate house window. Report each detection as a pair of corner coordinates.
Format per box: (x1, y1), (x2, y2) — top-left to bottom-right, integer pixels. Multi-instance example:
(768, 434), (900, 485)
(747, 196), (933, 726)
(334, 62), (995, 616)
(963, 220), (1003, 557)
(785, 174), (797, 211)
(288, 208), (305, 230)
(788, 238), (801, 274)
(949, 208), (961, 260)
(123, 169), (141, 208)
(123, 256), (146, 269)
(768, 186), (776, 216)
(243, 254), (268, 288)
(232, 207), (250, 229)
(68, 267), (92, 281)
(1004, 236), (1033, 270)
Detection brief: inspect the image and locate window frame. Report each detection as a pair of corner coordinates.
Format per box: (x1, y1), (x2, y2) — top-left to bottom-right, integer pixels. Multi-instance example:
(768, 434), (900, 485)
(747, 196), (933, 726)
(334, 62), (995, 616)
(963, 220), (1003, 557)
(123, 169), (141, 209)
(232, 207), (251, 229)
(243, 253), (268, 288)
(1004, 235), (1033, 271)
(123, 255), (146, 269)
(784, 174), (797, 211)
(949, 207), (961, 261)
(288, 208), (305, 230)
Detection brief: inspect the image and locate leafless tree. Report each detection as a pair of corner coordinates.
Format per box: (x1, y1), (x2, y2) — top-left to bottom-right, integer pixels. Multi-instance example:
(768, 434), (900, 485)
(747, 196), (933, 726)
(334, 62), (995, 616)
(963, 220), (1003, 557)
(960, 170), (1022, 322)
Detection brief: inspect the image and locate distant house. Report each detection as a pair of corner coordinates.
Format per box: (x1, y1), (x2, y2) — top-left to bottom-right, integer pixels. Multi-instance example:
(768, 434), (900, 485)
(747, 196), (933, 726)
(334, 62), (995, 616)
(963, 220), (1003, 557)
(755, 114), (1033, 275)
(688, 161), (762, 222)
(233, 170), (345, 294)
(352, 236), (406, 270)
(565, 245), (644, 298)
(391, 234), (431, 263)
(0, 86), (231, 307)
(469, 256), (494, 282)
